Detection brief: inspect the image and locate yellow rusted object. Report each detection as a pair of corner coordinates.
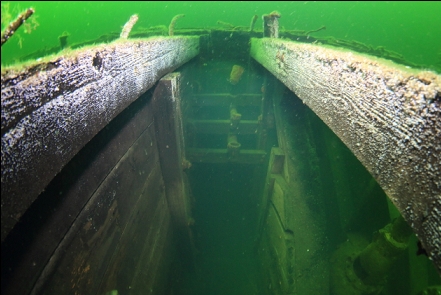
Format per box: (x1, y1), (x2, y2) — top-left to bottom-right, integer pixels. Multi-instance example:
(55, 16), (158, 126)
(229, 65), (245, 85)
(227, 134), (241, 157)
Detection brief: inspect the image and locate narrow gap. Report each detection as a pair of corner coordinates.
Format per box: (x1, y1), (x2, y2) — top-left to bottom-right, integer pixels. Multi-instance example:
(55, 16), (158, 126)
(174, 31), (272, 294)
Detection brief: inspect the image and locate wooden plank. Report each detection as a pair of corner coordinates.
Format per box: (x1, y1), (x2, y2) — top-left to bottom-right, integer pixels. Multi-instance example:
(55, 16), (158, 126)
(190, 93), (261, 107)
(265, 205), (289, 294)
(187, 148), (266, 164)
(271, 175), (288, 228)
(129, 198), (174, 295)
(251, 38), (441, 272)
(1, 91), (157, 295)
(152, 72), (195, 269)
(256, 147), (284, 237)
(99, 170), (172, 295)
(269, 82), (331, 294)
(188, 119), (259, 134)
(1, 36), (200, 242)
(34, 121), (164, 295)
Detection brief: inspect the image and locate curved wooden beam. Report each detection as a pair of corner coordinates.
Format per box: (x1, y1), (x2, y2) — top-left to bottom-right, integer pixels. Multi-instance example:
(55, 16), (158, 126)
(251, 38), (440, 273)
(1, 36), (199, 242)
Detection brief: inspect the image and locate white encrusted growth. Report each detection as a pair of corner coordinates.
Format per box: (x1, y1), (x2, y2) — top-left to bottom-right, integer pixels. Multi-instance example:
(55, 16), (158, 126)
(250, 38), (441, 273)
(120, 14), (139, 39)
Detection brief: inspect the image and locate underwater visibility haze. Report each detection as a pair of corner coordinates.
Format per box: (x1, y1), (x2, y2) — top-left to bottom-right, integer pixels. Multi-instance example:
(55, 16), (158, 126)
(1, 1), (441, 72)
(1, 2), (441, 295)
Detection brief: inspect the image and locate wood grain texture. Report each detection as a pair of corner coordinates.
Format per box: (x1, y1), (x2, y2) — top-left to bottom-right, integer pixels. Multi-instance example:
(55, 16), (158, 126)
(152, 73), (195, 270)
(1, 91), (157, 295)
(1, 36), (199, 242)
(251, 38), (441, 272)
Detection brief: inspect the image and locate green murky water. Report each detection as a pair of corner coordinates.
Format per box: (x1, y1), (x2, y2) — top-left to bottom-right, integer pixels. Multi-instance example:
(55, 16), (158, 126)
(1, 1), (440, 72)
(2, 2), (440, 295)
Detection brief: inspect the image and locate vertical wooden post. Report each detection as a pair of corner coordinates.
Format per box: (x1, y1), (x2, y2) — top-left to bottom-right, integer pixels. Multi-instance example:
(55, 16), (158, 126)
(152, 72), (195, 270)
(262, 11), (281, 38)
(258, 11), (281, 150)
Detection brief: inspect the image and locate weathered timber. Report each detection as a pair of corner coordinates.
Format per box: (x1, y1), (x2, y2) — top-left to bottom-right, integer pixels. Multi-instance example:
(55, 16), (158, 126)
(152, 73), (195, 270)
(187, 148), (266, 164)
(1, 92), (160, 295)
(251, 38), (441, 272)
(1, 36), (199, 242)
(188, 119), (259, 134)
(190, 93), (261, 107)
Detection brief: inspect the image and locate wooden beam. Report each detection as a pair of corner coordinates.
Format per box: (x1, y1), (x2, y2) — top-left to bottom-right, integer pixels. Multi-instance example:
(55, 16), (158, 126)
(152, 72), (195, 270)
(251, 38), (441, 273)
(188, 119), (259, 134)
(190, 93), (261, 107)
(187, 148), (266, 164)
(1, 92), (161, 295)
(1, 36), (199, 242)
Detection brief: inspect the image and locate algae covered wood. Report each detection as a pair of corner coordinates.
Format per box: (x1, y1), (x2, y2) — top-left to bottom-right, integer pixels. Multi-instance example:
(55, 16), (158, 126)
(1, 36), (199, 242)
(251, 38), (441, 272)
